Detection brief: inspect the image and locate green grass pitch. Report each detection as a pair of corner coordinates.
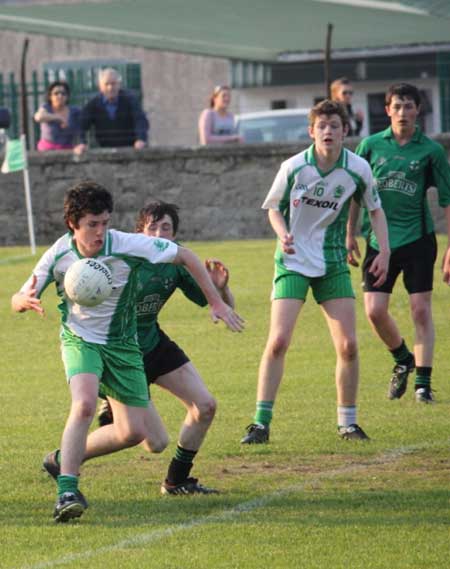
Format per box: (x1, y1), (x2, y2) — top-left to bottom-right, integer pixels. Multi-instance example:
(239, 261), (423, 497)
(1, 238), (449, 569)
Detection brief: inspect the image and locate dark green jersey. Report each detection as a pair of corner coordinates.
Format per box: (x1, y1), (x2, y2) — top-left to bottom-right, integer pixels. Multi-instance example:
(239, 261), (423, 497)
(136, 262), (207, 355)
(356, 126), (450, 250)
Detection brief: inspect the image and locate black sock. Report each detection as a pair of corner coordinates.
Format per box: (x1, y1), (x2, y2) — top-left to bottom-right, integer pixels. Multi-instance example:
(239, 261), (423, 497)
(390, 340), (414, 366)
(415, 366), (432, 390)
(166, 446), (198, 485)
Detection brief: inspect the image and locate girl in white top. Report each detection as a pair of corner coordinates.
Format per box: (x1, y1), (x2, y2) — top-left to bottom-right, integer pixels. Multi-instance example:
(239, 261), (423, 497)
(198, 85), (243, 145)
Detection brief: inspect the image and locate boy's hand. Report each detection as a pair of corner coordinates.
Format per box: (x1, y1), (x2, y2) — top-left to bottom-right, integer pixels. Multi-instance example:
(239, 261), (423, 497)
(346, 234), (361, 267)
(281, 233), (295, 254)
(210, 301), (244, 332)
(205, 259), (229, 290)
(369, 250), (390, 288)
(12, 275), (45, 315)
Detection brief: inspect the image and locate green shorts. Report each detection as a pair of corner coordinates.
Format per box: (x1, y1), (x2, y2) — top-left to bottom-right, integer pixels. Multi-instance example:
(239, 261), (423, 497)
(61, 332), (149, 408)
(272, 264), (354, 304)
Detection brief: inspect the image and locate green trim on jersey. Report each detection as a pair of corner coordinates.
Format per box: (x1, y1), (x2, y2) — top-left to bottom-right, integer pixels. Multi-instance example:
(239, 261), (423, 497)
(267, 144), (380, 277)
(307, 146), (347, 177)
(357, 126), (450, 250)
(106, 254), (142, 341)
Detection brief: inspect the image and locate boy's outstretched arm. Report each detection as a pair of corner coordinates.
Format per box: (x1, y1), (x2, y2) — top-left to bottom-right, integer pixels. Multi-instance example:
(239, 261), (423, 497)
(175, 246), (244, 332)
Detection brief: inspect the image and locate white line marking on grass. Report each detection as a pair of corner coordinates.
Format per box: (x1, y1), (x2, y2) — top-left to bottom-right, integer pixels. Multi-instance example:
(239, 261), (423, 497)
(18, 441), (444, 569)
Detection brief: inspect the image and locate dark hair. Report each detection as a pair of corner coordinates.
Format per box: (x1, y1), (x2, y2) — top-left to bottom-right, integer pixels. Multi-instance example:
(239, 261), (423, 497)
(330, 77), (352, 100)
(64, 181), (113, 230)
(135, 201), (180, 234)
(385, 83), (421, 107)
(209, 85), (230, 108)
(308, 99), (349, 128)
(46, 80), (70, 105)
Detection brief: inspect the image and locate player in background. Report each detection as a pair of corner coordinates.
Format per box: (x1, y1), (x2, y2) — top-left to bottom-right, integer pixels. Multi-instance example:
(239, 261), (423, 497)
(347, 83), (450, 404)
(241, 99), (389, 445)
(92, 201), (233, 494)
(11, 181), (243, 523)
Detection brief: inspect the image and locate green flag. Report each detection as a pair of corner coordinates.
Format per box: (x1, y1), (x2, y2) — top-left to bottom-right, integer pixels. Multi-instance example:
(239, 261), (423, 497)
(1, 137), (27, 173)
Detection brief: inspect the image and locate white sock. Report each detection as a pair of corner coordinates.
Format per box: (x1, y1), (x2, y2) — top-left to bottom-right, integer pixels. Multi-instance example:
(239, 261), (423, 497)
(337, 405), (356, 428)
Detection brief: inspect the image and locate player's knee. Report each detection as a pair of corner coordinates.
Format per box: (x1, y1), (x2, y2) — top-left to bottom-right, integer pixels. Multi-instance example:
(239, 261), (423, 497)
(196, 396), (217, 424)
(267, 335), (290, 358)
(71, 399), (96, 422)
(411, 303), (431, 328)
(143, 432), (169, 453)
(339, 338), (358, 362)
(365, 304), (387, 327)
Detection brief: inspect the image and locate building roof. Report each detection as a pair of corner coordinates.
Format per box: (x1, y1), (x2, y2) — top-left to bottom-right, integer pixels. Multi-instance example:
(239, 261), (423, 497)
(0, 0), (449, 62)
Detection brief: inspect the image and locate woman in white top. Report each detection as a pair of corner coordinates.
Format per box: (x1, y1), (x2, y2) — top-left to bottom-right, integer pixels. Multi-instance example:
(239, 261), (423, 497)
(198, 85), (243, 145)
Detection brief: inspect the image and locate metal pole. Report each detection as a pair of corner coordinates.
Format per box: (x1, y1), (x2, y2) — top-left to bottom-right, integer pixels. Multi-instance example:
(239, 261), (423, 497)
(324, 23), (333, 99)
(20, 38), (30, 145)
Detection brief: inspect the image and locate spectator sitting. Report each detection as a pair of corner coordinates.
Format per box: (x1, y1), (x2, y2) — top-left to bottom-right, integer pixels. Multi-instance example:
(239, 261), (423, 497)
(74, 68), (149, 155)
(331, 77), (364, 136)
(198, 85), (243, 145)
(34, 81), (81, 151)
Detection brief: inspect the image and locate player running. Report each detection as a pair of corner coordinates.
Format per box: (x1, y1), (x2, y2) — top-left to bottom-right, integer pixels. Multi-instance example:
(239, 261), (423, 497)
(241, 99), (389, 445)
(347, 83), (450, 404)
(12, 181), (243, 523)
(93, 201), (233, 494)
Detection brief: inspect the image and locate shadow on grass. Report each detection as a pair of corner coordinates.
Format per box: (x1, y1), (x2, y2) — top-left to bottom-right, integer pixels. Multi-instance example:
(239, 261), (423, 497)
(2, 488), (449, 528)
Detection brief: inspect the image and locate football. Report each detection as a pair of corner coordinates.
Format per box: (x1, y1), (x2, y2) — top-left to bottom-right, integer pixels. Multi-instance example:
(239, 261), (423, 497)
(64, 258), (113, 307)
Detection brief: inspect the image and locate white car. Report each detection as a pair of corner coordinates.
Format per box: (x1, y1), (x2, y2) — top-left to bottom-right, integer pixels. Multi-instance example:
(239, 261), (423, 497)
(235, 109), (310, 143)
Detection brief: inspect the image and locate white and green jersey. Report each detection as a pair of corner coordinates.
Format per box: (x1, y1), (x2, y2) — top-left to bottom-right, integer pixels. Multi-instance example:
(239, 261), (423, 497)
(21, 229), (178, 345)
(263, 145), (381, 277)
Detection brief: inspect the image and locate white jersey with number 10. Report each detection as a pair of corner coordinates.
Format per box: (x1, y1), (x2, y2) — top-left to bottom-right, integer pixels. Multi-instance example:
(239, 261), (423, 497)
(263, 146), (381, 277)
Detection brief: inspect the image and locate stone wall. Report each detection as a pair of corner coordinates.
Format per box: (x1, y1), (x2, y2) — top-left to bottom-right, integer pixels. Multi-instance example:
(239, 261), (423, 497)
(2, 136), (450, 246)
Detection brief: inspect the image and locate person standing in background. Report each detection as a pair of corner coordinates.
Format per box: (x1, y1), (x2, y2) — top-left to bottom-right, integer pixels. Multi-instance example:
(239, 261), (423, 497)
(347, 82), (450, 404)
(74, 68), (149, 155)
(34, 81), (81, 151)
(331, 77), (364, 136)
(198, 85), (243, 145)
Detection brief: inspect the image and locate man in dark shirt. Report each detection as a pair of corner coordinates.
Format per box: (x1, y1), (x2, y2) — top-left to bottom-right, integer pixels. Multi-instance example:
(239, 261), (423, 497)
(74, 68), (149, 154)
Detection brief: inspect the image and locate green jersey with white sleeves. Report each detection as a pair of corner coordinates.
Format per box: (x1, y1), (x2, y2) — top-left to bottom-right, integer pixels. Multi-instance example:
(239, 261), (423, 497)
(21, 229), (178, 345)
(356, 126), (450, 250)
(262, 145), (381, 277)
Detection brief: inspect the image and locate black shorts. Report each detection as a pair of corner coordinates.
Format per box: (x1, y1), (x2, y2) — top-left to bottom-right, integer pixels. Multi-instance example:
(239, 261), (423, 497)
(142, 329), (190, 385)
(362, 233), (437, 294)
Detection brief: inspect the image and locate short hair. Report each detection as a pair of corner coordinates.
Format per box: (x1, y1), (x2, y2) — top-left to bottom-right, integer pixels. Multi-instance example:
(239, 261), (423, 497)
(46, 80), (70, 105)
(308, 99), (349, 128)
(209, 85), (230, 108)
(330, 77), (352, 100)
(135, 201), (180, 234)
(64, 181), (113, 230)
(385, 83), (421, 107)
(98, 67), (122, 85)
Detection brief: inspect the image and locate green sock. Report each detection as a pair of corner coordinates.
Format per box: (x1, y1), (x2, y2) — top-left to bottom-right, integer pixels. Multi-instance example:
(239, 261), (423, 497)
(390, 340), (413, 365)
(415, 367), (432, 389)
(57, 474), (78, 497)
(254, 401), (274, 427)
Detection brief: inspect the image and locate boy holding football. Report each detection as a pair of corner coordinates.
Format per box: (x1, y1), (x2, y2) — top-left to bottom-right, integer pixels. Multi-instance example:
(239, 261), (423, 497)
(11, 181), (243, 523)
(45, 201), (234, 496)
(241, 99), (389, 445)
